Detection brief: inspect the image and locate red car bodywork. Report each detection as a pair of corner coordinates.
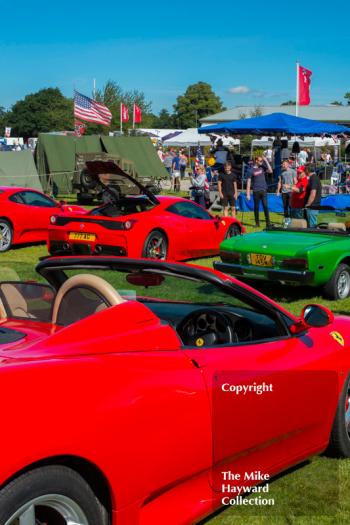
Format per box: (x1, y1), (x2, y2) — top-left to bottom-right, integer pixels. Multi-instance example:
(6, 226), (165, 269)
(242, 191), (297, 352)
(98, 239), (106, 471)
(0, 186), (85, 248)
(48, 195), (244, 261)
(0, 256), (348, 524)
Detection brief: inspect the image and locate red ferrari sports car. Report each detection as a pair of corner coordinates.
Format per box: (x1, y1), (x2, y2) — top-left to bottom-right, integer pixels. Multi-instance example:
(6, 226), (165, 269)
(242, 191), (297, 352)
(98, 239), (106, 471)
(0, 256), (349, 525)
(0, 186), (85, 252)
(48, 168), (244, 260)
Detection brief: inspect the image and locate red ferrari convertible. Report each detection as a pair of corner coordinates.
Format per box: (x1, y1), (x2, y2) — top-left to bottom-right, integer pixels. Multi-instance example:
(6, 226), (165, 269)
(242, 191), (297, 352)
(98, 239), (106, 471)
(0, 186), (85, 252)
(0, 256), (349, 524)
(48, 168), (244, 260)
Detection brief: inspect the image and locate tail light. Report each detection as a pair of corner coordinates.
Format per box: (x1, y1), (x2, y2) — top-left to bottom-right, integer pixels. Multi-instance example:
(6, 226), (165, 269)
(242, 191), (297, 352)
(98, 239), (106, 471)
(281, 258), (308, 269)
(220, 251), (241, 263)
(124, 220), (136, 230)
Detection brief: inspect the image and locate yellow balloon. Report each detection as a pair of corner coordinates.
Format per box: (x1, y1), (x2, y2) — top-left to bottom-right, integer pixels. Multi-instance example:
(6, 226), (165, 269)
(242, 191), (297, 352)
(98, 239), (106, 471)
(208, 157), (215, 166)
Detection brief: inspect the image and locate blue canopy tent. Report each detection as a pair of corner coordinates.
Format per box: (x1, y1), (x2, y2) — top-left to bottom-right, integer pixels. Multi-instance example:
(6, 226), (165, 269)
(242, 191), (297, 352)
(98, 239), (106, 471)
(199, 113), (350, 213)
(198, 112), (350, 135)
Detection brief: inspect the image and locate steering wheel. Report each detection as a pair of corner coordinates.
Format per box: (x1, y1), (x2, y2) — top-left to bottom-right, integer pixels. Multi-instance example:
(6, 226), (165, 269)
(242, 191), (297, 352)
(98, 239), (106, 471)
(177, 309), (235, 347)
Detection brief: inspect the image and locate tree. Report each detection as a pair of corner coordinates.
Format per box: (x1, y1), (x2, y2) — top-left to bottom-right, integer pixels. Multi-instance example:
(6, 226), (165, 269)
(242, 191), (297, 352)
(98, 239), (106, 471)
(8, 88), (73, 137)
(330, 101), (343, 106)
(249, 106), (263, 117)
(94, 80), (153, 133)
(173, 82), (225, 128)
(281, 100), (296, 106)
(0, 106), (7, 132)
(344, 93), (350, 105)
(152, 109), (175, 128)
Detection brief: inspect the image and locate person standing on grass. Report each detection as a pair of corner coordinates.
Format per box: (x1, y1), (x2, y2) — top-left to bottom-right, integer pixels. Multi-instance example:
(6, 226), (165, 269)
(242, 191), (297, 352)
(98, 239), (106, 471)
(172, 151), (181, 192)
(290, 166), (309, 219)
(276, 160), (297, 218)
(163, 150), (173, 179)
(246, 156), (273, 228)
(218, 162), (238, 218)
(304, 170), (322, 227)
(179, 150), (187, 179)
(191, 165), (208, 208)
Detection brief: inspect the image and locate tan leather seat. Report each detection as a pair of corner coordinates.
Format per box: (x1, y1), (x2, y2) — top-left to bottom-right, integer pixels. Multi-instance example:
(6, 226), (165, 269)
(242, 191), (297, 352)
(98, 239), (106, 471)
(289, 218), (307, 229)
(0, 283), (34, 319)
(327, 222), (346, 231)
(52, 273), (126, 326)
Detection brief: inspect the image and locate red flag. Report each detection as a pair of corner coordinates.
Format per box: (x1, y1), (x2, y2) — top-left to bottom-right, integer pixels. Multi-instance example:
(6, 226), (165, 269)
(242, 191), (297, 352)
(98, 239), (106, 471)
(121, 103), (129, 122)
(74, 119), (86, 136)
(133, 104), (142, 124)
(298, 65), (312, 106)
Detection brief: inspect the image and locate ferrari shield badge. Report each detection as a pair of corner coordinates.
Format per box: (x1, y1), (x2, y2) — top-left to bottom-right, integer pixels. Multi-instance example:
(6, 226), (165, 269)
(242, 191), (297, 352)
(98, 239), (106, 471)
(330, 331), (345, 347)
(196, 337), (205, 347)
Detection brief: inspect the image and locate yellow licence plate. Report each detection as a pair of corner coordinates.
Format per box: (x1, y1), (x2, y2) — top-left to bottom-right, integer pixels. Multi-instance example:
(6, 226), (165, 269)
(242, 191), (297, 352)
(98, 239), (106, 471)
(68, 232), (96, 241)
(250, 253), (273, 267)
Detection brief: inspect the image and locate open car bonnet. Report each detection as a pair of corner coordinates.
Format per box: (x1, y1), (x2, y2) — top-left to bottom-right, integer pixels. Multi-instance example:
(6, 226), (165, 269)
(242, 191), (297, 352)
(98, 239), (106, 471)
(85, 160), (159, 205)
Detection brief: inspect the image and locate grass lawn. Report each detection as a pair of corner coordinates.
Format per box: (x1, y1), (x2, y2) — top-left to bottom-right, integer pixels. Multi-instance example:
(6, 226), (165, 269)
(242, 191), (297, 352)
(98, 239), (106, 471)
(1, 211), (350, 523)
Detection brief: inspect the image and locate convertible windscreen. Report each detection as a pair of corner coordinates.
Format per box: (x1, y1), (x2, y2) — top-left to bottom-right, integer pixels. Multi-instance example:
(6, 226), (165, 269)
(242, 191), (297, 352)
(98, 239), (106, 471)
(60, 268), (289, 345)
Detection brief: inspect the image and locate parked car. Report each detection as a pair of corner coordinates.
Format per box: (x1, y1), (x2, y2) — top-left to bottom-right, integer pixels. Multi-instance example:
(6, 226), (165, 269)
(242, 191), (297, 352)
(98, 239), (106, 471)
(48, 162), (244, 260)
(216, 211), (350, 299)
(0, 255), (349, 524)
(0, 186), (85, 252)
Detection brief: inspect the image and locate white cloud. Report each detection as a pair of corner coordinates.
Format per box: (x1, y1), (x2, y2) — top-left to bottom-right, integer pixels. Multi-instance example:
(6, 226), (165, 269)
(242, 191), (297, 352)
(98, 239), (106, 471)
(228, 85), (251, 94)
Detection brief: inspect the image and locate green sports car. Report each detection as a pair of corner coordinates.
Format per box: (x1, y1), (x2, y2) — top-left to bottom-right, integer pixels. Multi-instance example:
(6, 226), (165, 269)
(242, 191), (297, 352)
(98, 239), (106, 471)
(214, 213), (350, 300)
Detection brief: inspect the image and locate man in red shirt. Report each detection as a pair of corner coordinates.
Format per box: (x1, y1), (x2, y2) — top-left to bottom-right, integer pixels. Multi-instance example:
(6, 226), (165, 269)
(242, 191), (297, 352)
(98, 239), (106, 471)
(290, 166), (308, 218)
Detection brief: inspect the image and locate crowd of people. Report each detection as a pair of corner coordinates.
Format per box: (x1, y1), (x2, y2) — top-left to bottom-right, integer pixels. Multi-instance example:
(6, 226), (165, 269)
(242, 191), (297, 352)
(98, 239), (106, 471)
(157, 139), (328, 228)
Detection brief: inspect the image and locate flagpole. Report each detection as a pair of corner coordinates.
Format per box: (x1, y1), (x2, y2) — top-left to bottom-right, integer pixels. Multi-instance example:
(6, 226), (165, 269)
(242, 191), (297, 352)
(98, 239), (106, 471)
(120, 103), (122, 134)
(296, 61), (299, 117)
(93, 78), (96, 99)
(133, 104), (135, 130)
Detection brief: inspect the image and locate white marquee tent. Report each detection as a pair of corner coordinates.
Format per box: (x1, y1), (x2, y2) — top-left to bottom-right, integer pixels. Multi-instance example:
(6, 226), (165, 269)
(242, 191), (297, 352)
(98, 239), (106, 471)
(163, 128), (240, 148)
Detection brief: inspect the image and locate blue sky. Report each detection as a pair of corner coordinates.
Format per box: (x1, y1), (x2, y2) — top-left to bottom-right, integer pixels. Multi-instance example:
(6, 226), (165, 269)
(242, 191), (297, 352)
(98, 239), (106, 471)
(1, 0), (349, 114)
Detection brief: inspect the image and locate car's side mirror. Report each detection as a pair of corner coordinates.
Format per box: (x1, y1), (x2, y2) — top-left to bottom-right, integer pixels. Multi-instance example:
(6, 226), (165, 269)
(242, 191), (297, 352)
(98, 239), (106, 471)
(290, 304), (334, 334)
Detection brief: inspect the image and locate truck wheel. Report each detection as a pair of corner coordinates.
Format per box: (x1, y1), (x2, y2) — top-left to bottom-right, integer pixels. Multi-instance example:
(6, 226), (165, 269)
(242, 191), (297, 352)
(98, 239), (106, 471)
(80, 170), (97, 190)
(323, 263), (350, 300)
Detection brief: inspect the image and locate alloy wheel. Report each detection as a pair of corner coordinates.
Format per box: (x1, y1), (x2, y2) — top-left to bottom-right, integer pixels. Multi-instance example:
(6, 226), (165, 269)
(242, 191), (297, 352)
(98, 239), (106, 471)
(337, 270), (350, 299)
(4, 493), (89, 525)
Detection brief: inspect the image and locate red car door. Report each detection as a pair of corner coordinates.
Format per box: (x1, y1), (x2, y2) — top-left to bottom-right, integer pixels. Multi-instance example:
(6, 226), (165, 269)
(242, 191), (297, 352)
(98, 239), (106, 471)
(165, 201), (222, 257)
(182, 305), (339, 493)
(9, 190), (59, 243)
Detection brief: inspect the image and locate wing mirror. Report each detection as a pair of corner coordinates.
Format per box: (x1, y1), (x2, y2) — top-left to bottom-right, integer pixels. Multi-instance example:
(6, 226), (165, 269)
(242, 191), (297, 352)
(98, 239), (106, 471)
(290, 304), (334, 334)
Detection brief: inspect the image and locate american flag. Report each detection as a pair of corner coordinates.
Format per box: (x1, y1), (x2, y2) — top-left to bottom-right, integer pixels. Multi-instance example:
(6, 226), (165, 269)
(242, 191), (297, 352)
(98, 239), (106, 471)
(74, 90), (112, 126)
(195, 146), (205, 166)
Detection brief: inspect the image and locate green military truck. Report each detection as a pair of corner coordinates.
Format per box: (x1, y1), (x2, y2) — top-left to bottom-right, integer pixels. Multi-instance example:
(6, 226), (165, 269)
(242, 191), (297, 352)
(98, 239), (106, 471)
(35, 134), (168, 202)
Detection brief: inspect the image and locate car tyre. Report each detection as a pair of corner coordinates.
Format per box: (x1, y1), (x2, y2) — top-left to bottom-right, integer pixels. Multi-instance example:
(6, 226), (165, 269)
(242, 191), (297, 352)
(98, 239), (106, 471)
(0, 465), (109, 525)
(327, 374), (350, 457)
(142, 230), (168, 260)
(323, 263), (350, 300)
(225, 223), (241, 239)
(80, 170), (97, 191)
(0, 219), (13, 252)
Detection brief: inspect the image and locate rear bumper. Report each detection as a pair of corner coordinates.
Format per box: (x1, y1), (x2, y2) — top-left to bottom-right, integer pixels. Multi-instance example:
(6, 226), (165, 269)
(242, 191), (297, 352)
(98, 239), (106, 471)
(48, 226), (129, 256)
(49, 240), (126, 256)
(214, 261), (315, 284)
